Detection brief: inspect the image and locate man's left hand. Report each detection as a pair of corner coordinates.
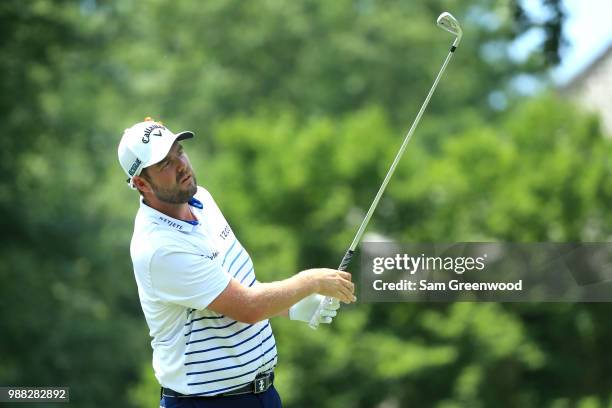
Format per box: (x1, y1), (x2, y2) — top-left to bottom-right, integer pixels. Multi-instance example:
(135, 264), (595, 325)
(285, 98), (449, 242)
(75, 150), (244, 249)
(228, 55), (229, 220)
(289, 294), (340, 325)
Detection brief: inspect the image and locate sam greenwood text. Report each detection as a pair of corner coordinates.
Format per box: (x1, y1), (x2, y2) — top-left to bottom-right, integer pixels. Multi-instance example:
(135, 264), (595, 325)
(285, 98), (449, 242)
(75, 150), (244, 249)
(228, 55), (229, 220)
(372, 279), (523, 291)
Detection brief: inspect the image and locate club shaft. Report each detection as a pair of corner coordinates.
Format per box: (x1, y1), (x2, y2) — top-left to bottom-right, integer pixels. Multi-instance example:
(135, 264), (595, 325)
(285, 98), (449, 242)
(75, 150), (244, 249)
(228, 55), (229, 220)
(309, 45), (458, 330)
(348, 46), (457, 251)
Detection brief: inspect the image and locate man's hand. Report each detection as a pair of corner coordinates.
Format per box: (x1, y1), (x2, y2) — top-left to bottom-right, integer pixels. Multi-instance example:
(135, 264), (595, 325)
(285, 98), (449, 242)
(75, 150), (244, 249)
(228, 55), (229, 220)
(289, 294), (341, 325)
(298, 268), (355, 304)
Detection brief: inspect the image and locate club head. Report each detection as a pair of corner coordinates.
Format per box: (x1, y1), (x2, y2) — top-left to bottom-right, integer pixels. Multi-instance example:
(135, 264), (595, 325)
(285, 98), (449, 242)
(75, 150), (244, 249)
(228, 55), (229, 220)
(437, 12), (463, 46)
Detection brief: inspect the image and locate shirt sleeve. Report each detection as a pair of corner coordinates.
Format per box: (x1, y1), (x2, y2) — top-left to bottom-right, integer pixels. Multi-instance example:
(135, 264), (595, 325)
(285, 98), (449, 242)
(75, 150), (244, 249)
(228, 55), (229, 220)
(149, 245), (231, 310)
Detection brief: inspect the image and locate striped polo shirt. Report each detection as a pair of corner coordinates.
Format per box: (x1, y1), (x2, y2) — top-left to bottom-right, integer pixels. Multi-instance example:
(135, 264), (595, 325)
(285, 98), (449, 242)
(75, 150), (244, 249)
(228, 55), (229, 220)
(130, 186), (277, 396)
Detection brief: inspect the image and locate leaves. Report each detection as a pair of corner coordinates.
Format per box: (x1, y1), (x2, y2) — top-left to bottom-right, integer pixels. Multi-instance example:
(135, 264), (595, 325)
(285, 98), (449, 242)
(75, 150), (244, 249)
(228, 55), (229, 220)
(5, 1), (611, 407)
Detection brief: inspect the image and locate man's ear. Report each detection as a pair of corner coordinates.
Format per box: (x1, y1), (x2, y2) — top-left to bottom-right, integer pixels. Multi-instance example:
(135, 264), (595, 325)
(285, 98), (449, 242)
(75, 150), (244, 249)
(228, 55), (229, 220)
(133, 175), (152, 193)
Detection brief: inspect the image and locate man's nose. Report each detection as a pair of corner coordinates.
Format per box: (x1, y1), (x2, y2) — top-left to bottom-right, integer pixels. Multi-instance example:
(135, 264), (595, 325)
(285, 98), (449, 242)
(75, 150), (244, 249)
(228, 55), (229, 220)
(176, 155), (188, 172)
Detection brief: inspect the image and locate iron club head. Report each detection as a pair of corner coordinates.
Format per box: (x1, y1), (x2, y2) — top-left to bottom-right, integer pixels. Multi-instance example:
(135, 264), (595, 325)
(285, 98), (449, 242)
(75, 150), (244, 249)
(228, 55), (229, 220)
(437, 12), (463, 46)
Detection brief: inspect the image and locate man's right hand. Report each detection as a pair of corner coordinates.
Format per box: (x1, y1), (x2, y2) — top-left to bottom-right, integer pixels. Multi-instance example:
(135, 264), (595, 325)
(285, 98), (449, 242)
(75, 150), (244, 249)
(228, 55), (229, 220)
(298, 268), (356, 304)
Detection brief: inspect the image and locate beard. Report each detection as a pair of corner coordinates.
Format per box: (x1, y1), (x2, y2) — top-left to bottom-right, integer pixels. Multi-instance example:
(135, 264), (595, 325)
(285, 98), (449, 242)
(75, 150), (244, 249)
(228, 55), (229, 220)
(150, 173), (198, 204)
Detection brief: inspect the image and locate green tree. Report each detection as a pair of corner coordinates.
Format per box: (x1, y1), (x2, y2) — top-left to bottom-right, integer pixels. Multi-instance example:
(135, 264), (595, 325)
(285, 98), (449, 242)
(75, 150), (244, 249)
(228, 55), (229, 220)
(0, 1), (148, 406)
(3, 0), (601, 407)
(128, 95), (612, 407)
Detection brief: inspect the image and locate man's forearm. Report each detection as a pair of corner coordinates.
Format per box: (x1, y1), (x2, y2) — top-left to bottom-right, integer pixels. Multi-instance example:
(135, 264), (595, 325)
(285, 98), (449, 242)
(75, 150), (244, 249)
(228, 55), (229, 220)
(246, 273), (316, 322)
(207, 268), (353, 324)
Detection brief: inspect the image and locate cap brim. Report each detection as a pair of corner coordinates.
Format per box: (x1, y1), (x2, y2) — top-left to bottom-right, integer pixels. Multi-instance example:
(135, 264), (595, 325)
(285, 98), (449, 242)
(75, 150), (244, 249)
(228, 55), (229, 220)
(176, 131), (194, 141)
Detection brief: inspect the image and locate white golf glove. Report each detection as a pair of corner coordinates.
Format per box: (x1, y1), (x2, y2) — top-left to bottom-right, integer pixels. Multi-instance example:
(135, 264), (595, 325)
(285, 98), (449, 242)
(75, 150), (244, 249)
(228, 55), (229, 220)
(289, 294), (340, 325)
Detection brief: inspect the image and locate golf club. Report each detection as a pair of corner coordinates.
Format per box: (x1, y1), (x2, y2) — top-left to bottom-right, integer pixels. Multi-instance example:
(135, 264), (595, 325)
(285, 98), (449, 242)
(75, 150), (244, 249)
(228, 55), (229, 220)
(310, 12), (463, 329)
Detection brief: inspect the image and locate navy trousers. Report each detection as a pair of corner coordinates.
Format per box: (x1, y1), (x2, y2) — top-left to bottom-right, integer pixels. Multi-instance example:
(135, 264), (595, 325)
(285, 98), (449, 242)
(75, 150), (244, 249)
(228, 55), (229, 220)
(160, 386), (282, 408)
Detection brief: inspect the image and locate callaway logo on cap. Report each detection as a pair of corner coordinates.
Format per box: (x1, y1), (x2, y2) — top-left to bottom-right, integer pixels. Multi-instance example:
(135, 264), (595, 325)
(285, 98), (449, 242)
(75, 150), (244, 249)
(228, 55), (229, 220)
(117, 117), (195, 189)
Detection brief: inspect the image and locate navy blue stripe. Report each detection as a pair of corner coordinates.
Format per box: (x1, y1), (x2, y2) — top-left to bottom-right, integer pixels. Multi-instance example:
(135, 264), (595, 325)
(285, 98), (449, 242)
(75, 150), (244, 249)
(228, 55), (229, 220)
(185, 332), (274, 367)
(238, 266), (253, 284)
(247, 275), (257, 287)
(187, 346), (276, 383)
(232, 257), (250, 278)
(184, 323), (270, 356)
(184, 315), (225, 327)
(189, 357), (278, 396)
(186, 324), (253, 346)
(261, 355), (277, 372)
(185, 321), (238, 337)
(227, 248), (244, 272)
(187, 343), (276, 376)
(222, 240), (237, 266)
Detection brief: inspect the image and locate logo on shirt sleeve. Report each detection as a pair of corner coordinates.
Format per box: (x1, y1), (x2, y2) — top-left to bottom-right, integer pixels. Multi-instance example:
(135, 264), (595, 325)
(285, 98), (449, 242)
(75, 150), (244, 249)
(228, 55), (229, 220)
(220, 225), (232, 240)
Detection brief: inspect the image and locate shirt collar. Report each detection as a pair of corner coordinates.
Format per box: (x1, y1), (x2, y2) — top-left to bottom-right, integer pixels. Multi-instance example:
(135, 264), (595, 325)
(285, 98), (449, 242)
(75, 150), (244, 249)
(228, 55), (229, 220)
(189, 197), (204, 210)
(140, 197), (204, 232)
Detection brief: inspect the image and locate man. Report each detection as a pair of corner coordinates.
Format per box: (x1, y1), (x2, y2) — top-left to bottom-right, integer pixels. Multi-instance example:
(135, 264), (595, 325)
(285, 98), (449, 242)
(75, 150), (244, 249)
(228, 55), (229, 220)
(117, 118), (355, 408)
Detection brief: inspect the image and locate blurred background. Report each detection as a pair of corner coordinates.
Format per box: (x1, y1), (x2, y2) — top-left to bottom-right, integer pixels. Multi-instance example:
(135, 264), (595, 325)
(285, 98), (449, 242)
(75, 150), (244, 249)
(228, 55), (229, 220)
(2, 0), (612, 407)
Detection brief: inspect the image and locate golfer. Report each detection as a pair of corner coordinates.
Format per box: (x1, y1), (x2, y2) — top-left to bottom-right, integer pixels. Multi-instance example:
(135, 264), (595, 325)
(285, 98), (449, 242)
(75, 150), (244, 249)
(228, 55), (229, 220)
(118, 118), (356, 408)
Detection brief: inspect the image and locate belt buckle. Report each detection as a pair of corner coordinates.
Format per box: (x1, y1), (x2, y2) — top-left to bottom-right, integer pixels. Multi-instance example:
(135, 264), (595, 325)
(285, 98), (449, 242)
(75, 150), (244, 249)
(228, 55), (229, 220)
(253, 373), (271, 394)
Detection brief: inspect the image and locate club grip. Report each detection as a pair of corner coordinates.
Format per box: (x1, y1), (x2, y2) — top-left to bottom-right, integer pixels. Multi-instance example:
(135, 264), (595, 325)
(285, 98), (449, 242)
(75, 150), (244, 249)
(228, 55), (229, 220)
(308, 249), (355, 329)
(338, 249), (355, 271)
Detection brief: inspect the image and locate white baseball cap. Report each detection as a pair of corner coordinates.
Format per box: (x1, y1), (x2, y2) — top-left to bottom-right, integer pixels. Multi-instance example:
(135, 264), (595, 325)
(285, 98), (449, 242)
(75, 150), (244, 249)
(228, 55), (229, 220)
(118, 118), (194, 189)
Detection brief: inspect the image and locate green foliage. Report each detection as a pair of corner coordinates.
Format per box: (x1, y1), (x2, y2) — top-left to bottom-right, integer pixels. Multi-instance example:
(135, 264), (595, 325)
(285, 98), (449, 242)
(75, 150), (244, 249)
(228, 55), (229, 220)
(174, 95), (610, 407)
(2, 0), (610, 407)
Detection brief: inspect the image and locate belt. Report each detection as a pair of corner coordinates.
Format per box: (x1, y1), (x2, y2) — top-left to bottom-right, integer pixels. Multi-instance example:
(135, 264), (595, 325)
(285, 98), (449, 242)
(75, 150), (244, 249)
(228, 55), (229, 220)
(162, 372), (274, 398)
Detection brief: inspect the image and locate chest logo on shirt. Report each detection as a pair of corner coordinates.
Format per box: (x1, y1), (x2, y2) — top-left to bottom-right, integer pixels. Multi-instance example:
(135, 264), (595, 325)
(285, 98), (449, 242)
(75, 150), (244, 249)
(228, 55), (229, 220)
(220, 225), (231, 240)
(201, 250), (220, 261)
